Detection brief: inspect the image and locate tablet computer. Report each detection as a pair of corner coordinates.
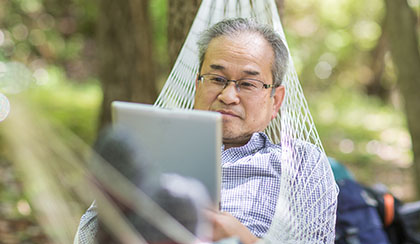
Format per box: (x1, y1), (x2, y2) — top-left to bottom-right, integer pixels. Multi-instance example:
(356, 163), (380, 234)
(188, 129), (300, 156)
(111, 101), (222, 203)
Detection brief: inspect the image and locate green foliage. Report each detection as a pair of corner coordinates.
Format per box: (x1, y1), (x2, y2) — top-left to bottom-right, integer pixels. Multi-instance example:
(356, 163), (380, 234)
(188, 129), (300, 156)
(26, 69), (102, 144)
(282, 0), (415, 196)
(0, 156), (47, 243)
(309, 86), (411, 184)
(0, 0), (100, 143)
(0, 0), (97, 80)
(284, 0), (386, 90)
(150, 0), (168, 71)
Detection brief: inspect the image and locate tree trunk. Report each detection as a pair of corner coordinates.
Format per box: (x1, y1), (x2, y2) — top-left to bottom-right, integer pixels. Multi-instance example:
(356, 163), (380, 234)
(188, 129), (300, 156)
(365, 21), (389, 101)
(97, 0), (157, 131)
(385, 0), (420, 199)
(167, 0), (201, 67)
(275, 0), (285, 20)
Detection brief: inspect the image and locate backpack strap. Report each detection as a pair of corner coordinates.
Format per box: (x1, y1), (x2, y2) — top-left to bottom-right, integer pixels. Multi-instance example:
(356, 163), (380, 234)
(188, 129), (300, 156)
(383, 193), (395, 227)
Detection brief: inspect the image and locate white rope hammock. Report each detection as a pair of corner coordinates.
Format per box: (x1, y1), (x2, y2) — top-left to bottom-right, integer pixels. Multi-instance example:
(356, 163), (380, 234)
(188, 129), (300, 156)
(155, 0), (336, 243)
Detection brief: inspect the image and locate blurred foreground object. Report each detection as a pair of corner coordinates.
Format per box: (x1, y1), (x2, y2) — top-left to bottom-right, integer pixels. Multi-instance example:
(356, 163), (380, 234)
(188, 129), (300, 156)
(0, 93), (10, 122)
(2, 98), (211, 243)
(91, 127), (212, 243)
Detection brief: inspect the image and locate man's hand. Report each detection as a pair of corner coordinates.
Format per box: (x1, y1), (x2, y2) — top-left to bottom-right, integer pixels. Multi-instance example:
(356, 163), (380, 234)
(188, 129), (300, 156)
(205, 210), (259, 244)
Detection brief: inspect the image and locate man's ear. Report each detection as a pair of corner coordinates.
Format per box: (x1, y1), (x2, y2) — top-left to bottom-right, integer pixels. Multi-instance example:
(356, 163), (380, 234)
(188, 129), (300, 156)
(271, 85), (285, 120)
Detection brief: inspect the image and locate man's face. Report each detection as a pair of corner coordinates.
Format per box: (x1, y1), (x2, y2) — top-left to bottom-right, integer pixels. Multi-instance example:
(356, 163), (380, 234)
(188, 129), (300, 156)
(194, 32), (285, 147)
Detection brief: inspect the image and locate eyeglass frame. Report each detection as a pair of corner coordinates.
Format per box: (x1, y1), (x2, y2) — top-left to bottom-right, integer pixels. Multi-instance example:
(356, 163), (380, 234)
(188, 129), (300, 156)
(198, 73), (279, 94)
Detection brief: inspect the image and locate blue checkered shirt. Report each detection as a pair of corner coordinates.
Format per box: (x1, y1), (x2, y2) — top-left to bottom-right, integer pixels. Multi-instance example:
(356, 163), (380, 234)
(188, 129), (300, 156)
(220, 132), (282, 237)
(219, 132), (337, 240)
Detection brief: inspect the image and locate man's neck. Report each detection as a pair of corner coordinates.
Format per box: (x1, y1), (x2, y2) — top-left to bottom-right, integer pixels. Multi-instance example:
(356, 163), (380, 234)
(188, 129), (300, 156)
(223, 134), (254, 150)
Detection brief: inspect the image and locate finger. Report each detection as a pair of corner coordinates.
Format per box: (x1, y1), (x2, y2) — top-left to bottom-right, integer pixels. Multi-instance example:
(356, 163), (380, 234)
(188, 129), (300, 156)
(203, 209), (218, 222)
(220, 211), (233, 217)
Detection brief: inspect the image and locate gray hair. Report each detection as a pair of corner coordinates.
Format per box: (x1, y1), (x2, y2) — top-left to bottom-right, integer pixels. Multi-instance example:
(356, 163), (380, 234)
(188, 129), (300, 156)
(197, 18), (289, 89)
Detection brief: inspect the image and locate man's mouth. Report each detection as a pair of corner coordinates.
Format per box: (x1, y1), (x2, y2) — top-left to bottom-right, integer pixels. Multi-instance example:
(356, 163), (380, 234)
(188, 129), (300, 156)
(216, 110), (240, 118)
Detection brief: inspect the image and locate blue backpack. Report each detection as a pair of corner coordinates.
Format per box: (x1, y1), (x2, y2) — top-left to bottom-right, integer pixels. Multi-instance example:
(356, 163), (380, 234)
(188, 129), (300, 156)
(330, 158), (420, 244)
(335, 178), (390, 244)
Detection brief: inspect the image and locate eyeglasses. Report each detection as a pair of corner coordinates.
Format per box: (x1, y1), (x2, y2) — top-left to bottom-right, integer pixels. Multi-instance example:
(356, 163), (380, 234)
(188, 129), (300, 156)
(198, 74), (278, 94)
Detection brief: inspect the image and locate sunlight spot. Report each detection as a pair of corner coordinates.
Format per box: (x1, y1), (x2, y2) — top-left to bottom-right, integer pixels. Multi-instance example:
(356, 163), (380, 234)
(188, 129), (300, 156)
(325, 31), (350, 51)
(0, 62), (35, 94)
(21, 0), (42, 13)
(292, 16), (319, 37)
(30, 59), (47, 71)
(380, 128), (400, 144)
(353, 20), (381, 40)
(0, 93), (10, 122)
(408, 0), (420, 7)
(314, 61), (332, 79)
(319, 53), (337, 68)
(363, 114), (385, 131)
(34, 68), (49, 85)
(0, 30), (4, 46)
(339, 139), (354, 154)
(12, 24), (29, 41)
(366, 140), (380, 154)
(397, 131), (412, 148)
(353, 20), (381, 50)
(17, 199), (31, 216)
(377, 144), (398, 161)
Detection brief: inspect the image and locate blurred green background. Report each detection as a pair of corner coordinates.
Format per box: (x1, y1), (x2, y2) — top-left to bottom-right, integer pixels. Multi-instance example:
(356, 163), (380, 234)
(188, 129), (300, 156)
(0, 0), (419, 242)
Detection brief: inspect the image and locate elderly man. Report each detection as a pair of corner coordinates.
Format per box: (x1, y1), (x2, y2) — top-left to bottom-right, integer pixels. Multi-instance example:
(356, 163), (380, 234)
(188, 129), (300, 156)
(194, 18), (337, 243)
(194, 18), (286, 242)
(75, 18), (338, 244)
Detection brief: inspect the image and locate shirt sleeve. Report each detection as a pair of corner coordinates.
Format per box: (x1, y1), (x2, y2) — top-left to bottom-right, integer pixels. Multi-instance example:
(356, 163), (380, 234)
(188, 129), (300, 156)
(300, 145), (339, 243)
(73, 201), (98, 244)
(264, 141), (339, 243)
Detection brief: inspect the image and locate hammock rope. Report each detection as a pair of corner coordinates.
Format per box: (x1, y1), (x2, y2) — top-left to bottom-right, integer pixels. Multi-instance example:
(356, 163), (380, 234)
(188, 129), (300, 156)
(155, 0), (336, 243)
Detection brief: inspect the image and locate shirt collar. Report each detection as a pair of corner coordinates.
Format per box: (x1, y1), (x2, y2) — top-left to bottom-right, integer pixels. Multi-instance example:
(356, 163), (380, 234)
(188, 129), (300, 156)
(221, 132), (273, 159)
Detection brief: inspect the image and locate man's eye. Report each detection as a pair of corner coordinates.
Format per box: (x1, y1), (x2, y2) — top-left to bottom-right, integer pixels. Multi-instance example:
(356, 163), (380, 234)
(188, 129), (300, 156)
(239, 81), (258, 89)
(210, 77), (226, 84)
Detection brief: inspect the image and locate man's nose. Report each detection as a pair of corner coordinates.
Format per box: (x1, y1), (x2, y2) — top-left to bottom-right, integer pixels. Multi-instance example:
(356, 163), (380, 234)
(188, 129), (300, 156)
(217, 82), (240, 105)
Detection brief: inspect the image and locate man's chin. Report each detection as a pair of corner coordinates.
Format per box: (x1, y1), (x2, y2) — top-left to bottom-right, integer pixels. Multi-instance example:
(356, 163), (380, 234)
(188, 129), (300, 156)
(222, 130), (253, 146)
(222, 128), (239, 140)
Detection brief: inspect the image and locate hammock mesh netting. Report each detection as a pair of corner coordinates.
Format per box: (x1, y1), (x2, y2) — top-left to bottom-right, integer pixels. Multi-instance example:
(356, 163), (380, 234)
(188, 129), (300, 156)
(155, 0), (336, 243)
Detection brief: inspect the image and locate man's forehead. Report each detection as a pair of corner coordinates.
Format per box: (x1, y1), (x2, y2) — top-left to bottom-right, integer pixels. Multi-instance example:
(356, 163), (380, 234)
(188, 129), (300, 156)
(201, 33), (274, 75)
(208, 32), (267, 48)
(209, 64), (260, 76)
